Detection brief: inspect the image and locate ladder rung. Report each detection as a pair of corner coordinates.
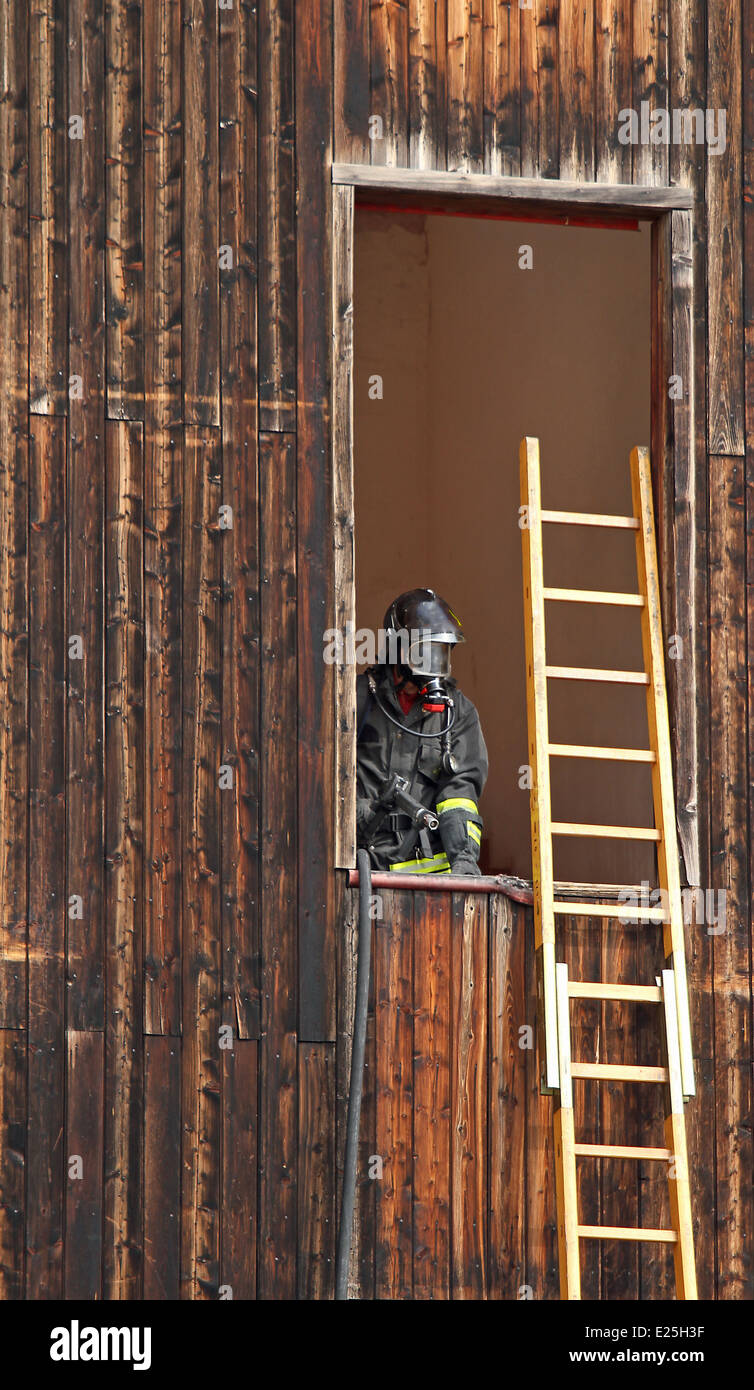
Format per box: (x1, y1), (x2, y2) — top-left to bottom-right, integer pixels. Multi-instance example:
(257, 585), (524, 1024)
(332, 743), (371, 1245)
(553, 901), (667, 920)
(540, 508), (640, 530)
(553, 879), (657, 895)
(574, 1143), (672, 1161)
(546, 664), (650, 685)
(578, 1224), (678, 1243)
(543, 586), (645, 607)
(553, 884), (659, 895)
(552, 821), (661, 841)
(567, 982), (663, 1003)
(571, 1063), (668, 1083)
(549, 742), (656, 763)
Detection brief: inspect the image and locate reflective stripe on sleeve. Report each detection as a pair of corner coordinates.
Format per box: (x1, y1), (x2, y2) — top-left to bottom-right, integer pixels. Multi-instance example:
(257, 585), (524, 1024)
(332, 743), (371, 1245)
(467, 821), (481, 845)
(436, 797), (479, 816)
(389, 851), (451, 875)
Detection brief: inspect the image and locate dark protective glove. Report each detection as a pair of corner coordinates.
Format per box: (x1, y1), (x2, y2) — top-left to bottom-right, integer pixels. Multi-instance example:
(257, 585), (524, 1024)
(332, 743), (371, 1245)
(437, 799), (483, 873)
(356, 797), (377, 829)
(450, 855), (482, 878)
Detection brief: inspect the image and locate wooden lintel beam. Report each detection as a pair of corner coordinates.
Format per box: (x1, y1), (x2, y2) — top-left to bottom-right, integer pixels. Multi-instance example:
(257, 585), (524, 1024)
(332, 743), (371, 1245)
(332, 162), (694, 214)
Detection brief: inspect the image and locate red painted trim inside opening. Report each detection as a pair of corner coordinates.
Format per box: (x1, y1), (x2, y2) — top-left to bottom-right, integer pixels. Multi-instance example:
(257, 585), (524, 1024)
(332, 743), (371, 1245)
(356, 197), (640, 233)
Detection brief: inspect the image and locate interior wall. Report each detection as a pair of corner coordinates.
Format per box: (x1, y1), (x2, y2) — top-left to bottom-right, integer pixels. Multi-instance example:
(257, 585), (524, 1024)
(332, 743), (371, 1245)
(354, 208), (653, 881)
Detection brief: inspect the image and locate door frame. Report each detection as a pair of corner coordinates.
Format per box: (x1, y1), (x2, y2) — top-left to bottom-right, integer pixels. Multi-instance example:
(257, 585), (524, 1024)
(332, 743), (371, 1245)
(330, 163), (699, 884)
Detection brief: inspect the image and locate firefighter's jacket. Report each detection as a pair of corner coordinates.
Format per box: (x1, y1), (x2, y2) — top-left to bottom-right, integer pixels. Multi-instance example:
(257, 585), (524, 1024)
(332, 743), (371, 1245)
(356, 665), (489, 874)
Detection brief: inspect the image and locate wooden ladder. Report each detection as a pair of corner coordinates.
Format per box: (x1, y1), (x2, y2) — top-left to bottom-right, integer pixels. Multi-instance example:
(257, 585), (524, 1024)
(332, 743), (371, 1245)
(519, 436), (697, 1301)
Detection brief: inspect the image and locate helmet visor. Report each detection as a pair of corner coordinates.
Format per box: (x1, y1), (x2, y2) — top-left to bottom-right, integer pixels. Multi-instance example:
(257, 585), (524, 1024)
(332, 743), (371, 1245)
(407, 636), (453, 679)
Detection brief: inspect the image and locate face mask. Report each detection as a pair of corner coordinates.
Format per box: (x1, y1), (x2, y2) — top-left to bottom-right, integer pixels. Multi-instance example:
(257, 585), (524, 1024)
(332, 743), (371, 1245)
(406, 637), (452, 680)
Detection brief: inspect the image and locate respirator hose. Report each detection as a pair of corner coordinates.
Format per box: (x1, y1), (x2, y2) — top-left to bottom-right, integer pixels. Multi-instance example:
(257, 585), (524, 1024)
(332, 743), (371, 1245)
(368, 674), (456, 740)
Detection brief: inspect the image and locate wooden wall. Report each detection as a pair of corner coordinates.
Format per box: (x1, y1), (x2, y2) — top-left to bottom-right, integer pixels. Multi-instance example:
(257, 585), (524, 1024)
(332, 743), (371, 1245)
(344, 887), (695, 1301)
(0, 0), (751, 1299)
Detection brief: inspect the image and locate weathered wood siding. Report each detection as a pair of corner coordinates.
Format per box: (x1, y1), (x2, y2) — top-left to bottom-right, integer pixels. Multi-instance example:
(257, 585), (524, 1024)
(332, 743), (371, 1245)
(0, 0), (750, 1298)
(343, 888), (685, 1300)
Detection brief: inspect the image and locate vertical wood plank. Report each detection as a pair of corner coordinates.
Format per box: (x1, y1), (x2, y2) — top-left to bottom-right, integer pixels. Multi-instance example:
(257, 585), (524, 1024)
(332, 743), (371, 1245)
(525, 902), (558, 1299)
(483, 0), (520, 177)
(599, 916), (640, 1300)
(669, 211), (700, 886)
(220, 0), (261, 1040)
(745, 0), (754, 488)
(520, 1), (558, 180)
(183, 0), (220, 425)
(637, 957), (674, 1297)
(594, 1), (632, 183)
(651, 218), (674, 640)
(26, 1037), (64, 1300)
(221, 1038), (258, 1299)
(29, 0), (68, 415)
(335, 0), (371, 163)
(707, 0), (745, 455)
(0, 1033), (25, 1299)
(537, 0), (558, 181)
(143, 0), (183, 1036)
(106, 0), (144, 419)
(413, 891), (451, 1299)
(26, 416), (66, 1301)
(0, 0), (29, 1028)
(180, 425), (222, 1299)
(680, 898), (715, 1300)
(357, 992), (377, 1298)
(631, 0), (669, 187)
(143, 417), (183, 1033)
(410, 0), (448, 170)
(451, 893), (487, 1298)
(374, 888), (413, 1299)
(258, 0), (296, 433)
(670, 3), (709, 899)
(743, 0), (754, 1301)
(565, 913), (602, 1301)
(370, 0), (409, 166)
(65, 1031), (104, 1299)
(67, 0), (106, 1029)
(104, 419), (144, 1299)
(297, 1042), (336, 1299)
(558, 0), (594, 180)
(672, 5), (713, 1299)
(709, 455), (753, 1298)
(143, 1036), (181, 1298)
(488, 894), (526, 1299)
(332, 183), (356, 871)
(258, 432), (298, 1298)
(336, 882), (375, 1299)
(447, 0), (484, 173)
(258, 1031), (297, 1299)
(296, 0), (336, 1041)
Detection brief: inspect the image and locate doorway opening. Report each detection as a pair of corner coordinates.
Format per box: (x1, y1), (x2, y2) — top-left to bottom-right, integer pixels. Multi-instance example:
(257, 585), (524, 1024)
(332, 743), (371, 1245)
(352, 204), (654, 884)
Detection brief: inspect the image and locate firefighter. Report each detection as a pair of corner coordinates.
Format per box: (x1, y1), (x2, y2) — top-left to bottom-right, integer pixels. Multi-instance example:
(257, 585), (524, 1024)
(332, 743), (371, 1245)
(356, 589), (488, 875)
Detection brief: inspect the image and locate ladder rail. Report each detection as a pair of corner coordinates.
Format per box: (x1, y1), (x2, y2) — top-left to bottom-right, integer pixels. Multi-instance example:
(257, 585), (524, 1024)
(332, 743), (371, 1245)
(631, 448), (695, 1099)
(520, 437), (559, 1092)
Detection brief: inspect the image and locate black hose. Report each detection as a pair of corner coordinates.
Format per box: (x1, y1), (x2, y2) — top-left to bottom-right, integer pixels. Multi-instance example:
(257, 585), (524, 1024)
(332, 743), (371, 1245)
(368, 675), (457, 739)
(335, 847), (373, 1300)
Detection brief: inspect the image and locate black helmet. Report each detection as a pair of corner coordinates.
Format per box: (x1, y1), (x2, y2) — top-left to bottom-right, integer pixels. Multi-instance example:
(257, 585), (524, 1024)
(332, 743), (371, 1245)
(383, 588), (465, 679)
